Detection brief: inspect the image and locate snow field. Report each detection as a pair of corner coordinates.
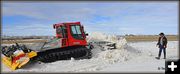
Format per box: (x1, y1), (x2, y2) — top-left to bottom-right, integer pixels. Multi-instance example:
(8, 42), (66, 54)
(2, 32), (178, 73)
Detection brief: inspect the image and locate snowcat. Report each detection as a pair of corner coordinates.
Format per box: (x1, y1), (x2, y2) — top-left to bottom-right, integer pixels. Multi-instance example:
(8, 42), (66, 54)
(1, 22), (92, 70)
(33, 22), (92, 62)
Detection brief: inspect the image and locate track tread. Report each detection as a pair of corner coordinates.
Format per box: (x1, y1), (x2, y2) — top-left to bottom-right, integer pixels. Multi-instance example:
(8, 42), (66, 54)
(33, 46), (91, 63)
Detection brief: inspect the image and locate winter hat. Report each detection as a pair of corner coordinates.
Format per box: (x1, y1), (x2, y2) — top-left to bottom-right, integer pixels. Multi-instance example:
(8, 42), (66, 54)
(159, 32), (165, 36)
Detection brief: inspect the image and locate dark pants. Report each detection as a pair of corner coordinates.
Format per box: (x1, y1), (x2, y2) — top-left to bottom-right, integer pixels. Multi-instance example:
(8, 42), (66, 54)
(158, 45), (166, 58)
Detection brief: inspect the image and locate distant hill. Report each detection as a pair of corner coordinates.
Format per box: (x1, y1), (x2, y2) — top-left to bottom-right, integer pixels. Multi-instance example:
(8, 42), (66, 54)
(2, 35), (54, 40)
(125, 35), (178, 42)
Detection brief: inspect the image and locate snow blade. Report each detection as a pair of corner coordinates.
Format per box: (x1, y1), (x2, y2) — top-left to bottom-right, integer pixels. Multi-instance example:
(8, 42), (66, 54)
(1, 43), (37, 70)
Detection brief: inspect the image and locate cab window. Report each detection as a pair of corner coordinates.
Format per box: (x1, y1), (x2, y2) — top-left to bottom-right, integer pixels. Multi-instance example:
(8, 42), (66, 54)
(70, 25), (84, 39)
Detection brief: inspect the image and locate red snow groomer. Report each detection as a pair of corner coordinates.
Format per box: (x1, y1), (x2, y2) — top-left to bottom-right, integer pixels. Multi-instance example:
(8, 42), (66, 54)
(1, 22), (92, 70)
(33, 22), (92, 63)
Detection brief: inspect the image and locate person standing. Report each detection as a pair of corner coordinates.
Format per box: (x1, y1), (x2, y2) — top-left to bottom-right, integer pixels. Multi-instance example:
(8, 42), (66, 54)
(156, 32), (168, 59)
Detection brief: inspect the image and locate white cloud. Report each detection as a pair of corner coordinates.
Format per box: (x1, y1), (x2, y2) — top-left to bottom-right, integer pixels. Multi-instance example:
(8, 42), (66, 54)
(2, 24), (55, 36)
(2, 2), (178, 35)
(2, 2), (97, 21)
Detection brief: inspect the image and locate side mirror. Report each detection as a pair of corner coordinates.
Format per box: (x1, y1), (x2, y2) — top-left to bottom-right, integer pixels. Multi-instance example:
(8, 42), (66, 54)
(85, 33), (88, 36)
(53, 24), (56, 29)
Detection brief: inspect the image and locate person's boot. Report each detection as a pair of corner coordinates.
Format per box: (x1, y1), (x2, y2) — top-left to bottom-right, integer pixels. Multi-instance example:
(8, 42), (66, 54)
(163, 56), (166, 59)
(155, 57), (160, 59)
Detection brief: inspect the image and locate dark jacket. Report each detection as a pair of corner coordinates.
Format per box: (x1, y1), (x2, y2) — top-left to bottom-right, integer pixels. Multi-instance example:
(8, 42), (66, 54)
(157, 36), (168, 48)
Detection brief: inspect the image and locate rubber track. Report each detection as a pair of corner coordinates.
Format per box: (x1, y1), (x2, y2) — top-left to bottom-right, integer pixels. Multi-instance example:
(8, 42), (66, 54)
(33, 46), (92, 63)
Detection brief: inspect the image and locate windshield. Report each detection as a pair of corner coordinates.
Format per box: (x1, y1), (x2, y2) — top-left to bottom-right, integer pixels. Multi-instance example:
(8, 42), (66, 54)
(70, 25), (84, 40)
(41, 38), (61, 50)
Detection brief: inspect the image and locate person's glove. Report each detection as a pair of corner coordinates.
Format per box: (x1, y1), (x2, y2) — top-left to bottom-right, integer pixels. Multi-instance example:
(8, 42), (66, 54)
(164, 45), (167, 48)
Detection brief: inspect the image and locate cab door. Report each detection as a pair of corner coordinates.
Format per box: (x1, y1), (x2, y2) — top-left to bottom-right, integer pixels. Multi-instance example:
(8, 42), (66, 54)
(56, 26), (68, 47)
(68, 25), (87, 46)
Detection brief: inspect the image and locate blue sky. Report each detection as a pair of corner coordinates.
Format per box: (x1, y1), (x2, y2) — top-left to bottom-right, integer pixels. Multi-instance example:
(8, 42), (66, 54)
(2, 1), (178, 36)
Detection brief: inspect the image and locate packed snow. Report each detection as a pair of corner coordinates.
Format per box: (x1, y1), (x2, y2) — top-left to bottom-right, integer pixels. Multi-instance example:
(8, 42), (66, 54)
(2, 32), (178, 73)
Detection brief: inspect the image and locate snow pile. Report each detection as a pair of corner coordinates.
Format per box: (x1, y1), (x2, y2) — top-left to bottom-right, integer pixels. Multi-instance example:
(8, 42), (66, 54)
(88, 32), (127, 49)
(88, 32), (120, 42)
(88, 32), (129, 64)
(64, 49), (132, 72)
(97, 49), (130, 64)
(115, 38), (127, 49)
(88, 32), (108, 41)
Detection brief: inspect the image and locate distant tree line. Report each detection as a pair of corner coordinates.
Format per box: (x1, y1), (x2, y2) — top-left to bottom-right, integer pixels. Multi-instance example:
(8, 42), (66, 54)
(2, 35), (54, 40)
